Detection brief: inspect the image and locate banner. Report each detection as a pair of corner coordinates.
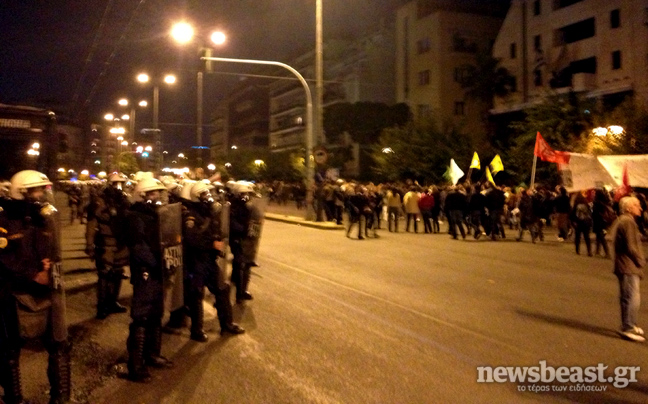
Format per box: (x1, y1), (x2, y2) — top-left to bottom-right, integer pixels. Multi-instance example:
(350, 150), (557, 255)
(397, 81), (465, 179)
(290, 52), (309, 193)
(490, 154), (504, 174)
(470, 152), (480, 169)
(559, 154), (648, 192)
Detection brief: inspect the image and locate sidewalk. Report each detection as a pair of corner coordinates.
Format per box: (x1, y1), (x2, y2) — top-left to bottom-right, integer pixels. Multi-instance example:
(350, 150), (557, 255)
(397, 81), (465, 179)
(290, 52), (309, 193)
(264, 199), (344, 230)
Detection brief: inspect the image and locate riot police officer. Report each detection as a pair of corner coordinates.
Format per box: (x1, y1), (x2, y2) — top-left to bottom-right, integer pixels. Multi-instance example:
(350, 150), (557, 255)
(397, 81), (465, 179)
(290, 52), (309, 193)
(228, 181), (263, 303)
(86, 173), (130, 319)
(124, 177), (173, 383)
(180, 181), (244, 341)
(0, 170), (70, 404)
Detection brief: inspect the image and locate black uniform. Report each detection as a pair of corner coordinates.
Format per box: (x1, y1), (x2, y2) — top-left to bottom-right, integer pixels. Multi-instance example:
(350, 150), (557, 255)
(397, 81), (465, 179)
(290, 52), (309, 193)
(86, 186), (130, 319)
(183, 201), (243, 339)
(124, 201), (172, 382)
(0, 198), (71, 404)
(229, 194), (255, 302)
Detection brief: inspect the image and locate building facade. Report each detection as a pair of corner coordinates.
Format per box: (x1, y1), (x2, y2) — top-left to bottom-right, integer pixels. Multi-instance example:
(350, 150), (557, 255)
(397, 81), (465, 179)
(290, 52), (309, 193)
(492, 0), (648, 113)
(395, 0), (505, 138)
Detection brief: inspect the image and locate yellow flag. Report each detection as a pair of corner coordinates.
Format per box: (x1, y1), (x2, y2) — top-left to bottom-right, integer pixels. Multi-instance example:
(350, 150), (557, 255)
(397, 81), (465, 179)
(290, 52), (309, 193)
(490, 154), (504, 174)
(470, 152), (480, 169)
(486, 166), (496, 185)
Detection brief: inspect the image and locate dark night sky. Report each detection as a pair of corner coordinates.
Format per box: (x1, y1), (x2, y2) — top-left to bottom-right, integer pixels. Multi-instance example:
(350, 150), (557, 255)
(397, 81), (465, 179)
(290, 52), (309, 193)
(0, 0), (508, 151)
(0, 0), (408, 150)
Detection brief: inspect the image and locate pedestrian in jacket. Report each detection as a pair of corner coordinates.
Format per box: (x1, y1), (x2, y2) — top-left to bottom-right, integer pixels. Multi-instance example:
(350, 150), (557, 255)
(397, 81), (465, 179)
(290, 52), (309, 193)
(614, 196), (646, 342)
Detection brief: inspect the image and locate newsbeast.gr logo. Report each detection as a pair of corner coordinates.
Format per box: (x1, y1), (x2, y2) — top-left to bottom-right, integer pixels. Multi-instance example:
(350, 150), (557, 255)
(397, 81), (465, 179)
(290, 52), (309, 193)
(477, 361), (640, 392)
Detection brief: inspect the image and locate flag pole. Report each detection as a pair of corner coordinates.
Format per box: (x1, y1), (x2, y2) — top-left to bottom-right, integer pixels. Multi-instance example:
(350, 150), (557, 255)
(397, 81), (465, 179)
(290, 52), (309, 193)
(466, 167), (473, 183)
(530, 154), (538, 189)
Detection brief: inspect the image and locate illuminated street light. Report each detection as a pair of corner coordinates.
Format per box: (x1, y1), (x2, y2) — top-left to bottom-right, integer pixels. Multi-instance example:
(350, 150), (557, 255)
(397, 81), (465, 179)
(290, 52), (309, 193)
(145, 146), (153, 152)
(163, 150), (168, 154)
(68, 169), (74, 173)
(136, 146), (144, 153)
(382, 147), (394, 154)
(171, 22), (194, 44)
(207, 164), (216, 171)
(254, 159), (264, 166)
(139, 100), (148, 107)
(32, 142), (40, 149)
(117, 136), (124, 141)
(121, 141), (128, 146)
(231, 145), (237, 150)
(211, 31), (226, 46)
(118, 99), (128, 106)
(58, 168), (65, 173)
(121, 114), (130, 120)
(137, 73), (150, 83)
(81, 170), (89, 176)
(104, 113), (114, 121)
(608, 125), (624, 136)
(225, 163), (232, 168)
(164, 75), (176, 84)
(178, 153), (185, 158)
(109, 127), (126, 134)
(94, 160), (101, 164)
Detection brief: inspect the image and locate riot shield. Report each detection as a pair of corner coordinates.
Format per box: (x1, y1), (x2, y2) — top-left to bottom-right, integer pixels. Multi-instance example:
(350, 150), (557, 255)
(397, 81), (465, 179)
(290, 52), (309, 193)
(241, 197), (267, 265)
(158, 203), (184, 317)
(41, 203), (68, 342)
(210, 201), (230, 287)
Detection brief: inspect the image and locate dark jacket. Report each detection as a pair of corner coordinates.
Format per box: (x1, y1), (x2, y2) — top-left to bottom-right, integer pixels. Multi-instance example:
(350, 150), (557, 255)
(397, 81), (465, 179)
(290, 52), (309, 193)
(125, 202), (161, 280)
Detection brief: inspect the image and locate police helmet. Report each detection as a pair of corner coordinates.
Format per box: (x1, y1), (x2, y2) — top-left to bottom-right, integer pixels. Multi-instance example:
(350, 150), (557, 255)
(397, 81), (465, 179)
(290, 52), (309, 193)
(109, 173), (128, 183)
(10, 170), (53, 200)
(134, 177), (166, 200)
(190, 181), (214, 202)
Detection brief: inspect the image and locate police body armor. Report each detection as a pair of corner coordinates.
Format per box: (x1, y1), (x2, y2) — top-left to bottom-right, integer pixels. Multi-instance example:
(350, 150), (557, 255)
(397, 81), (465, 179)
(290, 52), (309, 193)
(159, 203), (184, 318)
(14, 203), (67, 343)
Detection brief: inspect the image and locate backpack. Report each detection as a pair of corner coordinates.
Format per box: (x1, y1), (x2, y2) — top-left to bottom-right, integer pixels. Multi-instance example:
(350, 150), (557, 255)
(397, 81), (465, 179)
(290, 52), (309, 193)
(575, 203), (591, 221)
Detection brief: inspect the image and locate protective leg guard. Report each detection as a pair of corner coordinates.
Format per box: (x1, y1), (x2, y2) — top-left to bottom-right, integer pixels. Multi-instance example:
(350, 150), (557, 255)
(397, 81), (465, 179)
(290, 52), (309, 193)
(108, 269), (127, 314)
(236, 265), (253, 303)
(47, 341), (71, 404)
(189, 291), (208, 343)
(1, 351), (25, 404)
(145, 325), (173, 368)
(215, 285), (245, 336)
(127, 324), (151, 383)
(95, 274), (110, 319)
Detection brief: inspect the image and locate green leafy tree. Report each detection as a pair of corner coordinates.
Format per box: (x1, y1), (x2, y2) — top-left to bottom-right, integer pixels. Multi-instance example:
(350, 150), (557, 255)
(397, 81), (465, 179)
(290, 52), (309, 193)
(117, 152), (140, 175)
(371, 118), (473, 184)
(461, 52), (515, 103)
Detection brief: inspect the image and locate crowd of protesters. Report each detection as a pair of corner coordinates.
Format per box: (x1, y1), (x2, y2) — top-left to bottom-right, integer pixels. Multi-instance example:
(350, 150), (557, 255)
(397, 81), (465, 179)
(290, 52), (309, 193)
(264, 179), (648, 258)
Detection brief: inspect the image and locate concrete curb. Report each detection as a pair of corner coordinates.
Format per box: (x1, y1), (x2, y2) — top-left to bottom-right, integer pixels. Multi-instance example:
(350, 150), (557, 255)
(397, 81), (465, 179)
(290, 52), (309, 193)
(265, 213), (344, 230)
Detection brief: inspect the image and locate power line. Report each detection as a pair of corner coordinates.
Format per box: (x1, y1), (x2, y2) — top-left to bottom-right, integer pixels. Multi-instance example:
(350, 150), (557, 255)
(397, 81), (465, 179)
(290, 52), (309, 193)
(71, 0), (115, 117)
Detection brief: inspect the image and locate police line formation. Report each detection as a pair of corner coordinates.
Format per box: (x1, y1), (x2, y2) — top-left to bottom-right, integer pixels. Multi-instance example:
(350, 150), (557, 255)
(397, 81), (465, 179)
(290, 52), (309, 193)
(0, 169), (264, 403)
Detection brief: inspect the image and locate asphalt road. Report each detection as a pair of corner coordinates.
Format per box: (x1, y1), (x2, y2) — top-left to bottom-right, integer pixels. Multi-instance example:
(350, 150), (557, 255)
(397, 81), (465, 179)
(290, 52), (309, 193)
(77, 219), (648, 404)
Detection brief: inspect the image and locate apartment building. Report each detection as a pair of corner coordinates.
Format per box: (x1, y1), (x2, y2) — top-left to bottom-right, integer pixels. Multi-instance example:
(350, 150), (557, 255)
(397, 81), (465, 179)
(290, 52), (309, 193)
(396, 0), (506, 137)
(492, 0), (648, 113)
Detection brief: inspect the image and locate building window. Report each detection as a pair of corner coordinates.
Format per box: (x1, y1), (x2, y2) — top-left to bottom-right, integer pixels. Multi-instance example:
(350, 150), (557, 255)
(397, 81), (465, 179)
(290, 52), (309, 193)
(556, 18), (595, 45)
(418, 70), (430, 86)
(612, 51), (622, 70)
(533, 0), (541, 16)
(553, 0), (584, 9)
(534, 35), (542, 52)
(534, 69), (543, 86)
(453, 67), (469, 84)
(610, 9), (620, 28)
(454, 101), (465, 116)
(416, 38), (431, 54)
(510, 43), (517, 59)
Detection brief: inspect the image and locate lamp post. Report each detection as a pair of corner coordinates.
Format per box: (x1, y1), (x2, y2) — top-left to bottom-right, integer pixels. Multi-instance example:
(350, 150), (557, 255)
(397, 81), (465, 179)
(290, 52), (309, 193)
(171, 22), (227, 169)
(202, 55), (316, 221)
(315, 0), (324, 145)
(137, 73), (175, 172)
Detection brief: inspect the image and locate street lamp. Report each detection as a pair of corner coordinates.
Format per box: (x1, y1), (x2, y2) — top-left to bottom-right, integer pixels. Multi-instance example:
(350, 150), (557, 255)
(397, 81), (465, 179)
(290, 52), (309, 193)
(171, 21), (227, 168)
(118, 99), (128, 106)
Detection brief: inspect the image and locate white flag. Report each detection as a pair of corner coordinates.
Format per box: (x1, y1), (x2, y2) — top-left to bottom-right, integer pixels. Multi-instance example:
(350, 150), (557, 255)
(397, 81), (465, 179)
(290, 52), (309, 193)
(450, 159), (465, 185)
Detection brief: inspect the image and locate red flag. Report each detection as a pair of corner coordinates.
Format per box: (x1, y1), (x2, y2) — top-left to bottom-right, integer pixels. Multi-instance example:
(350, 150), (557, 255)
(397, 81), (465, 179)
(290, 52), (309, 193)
(614, 163), (631, 202)
(534, 132), (571, 165)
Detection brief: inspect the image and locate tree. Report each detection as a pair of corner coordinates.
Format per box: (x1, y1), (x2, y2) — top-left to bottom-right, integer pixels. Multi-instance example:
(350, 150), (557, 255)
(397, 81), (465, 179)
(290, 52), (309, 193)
(371, 118), (474, 184)
(117, 152), (140, 175)
(461, 52), (515, 104)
